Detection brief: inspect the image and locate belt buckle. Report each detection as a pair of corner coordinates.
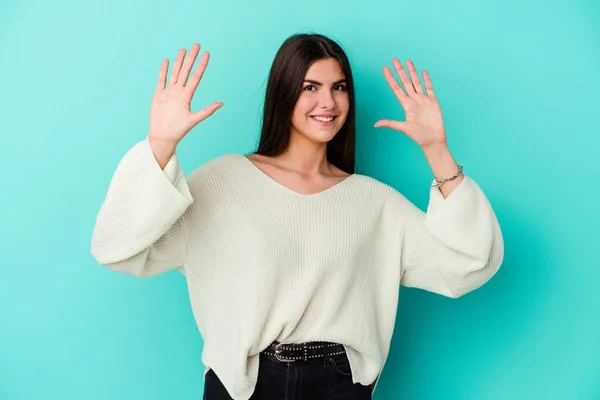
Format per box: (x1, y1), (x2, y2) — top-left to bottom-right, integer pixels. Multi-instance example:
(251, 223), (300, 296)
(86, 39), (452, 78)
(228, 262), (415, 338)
(274, 342), (296, 363)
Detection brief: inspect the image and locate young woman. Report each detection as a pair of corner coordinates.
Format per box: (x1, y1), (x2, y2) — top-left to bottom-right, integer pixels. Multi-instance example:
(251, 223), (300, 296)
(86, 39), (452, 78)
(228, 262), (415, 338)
(91, 33), (504, 400)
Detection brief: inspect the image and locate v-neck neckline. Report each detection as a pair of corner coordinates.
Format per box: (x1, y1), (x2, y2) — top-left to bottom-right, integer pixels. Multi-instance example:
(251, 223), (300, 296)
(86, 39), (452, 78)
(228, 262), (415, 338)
(238, 154), (356, 198)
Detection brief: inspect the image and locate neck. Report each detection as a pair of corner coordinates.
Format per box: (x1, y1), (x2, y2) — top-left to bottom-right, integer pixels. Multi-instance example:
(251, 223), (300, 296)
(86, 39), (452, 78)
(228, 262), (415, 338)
(276, 130), (331, 177)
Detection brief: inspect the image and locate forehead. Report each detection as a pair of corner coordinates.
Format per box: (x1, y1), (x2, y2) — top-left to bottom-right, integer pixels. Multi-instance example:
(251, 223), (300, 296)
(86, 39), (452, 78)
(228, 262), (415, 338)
(304, 58), (345, 80)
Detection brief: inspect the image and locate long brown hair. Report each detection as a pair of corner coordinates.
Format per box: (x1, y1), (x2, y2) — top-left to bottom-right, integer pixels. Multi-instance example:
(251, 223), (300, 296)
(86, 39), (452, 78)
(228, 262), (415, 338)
(254, 33), (356, 174)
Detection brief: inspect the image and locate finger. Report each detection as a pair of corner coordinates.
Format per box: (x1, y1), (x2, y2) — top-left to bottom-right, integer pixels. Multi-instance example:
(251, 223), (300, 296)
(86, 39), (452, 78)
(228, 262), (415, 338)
(392, 59), (416, 95)
(406, 60), (424, 95)
(374, 119), (409, 133)
(383, 66), (407, 103)
(156, 59), (168, 91)
(423, 70), (435, 98)
(186, 51), (210, 94)
(179, 43), (201, 87)
(190, 102), (224, 126)
(168, 48), (186, 87)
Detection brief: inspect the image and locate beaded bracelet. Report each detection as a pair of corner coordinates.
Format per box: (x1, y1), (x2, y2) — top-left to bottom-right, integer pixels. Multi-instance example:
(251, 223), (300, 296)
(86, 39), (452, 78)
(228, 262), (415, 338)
(430, 165), (464, 189)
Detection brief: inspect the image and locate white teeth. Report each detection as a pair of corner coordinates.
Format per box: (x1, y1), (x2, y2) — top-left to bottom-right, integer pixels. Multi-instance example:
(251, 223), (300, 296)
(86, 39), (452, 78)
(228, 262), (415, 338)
(312, 116), (334, 122)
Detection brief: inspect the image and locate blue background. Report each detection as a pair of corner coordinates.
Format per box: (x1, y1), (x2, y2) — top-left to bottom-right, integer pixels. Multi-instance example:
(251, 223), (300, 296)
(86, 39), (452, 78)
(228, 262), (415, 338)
(1, 0), (598, 398)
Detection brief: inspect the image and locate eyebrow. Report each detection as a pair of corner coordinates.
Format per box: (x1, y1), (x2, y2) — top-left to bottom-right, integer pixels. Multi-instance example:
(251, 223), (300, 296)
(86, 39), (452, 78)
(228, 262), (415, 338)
(303, 79), (347, 85)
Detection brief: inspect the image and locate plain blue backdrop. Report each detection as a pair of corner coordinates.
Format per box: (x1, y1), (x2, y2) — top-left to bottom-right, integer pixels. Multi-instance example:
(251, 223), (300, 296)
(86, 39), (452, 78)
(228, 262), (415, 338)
(1, 0), (598, 398)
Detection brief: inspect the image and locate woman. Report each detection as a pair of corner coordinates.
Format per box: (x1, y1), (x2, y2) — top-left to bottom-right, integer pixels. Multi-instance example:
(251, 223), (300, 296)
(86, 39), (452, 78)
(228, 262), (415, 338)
(91, 33), (504, 400)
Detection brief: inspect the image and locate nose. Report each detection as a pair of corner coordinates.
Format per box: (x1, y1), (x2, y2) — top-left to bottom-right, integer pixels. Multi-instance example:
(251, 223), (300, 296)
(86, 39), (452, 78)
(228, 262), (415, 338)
(318, 89), (335, 110)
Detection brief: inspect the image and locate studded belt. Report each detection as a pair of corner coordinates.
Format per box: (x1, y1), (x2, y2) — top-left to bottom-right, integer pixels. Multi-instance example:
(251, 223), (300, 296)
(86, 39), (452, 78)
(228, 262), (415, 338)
(260, 340), (346, 363)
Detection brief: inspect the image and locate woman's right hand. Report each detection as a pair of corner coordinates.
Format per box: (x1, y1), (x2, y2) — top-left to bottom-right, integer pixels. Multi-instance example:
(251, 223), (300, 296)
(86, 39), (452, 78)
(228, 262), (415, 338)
(148, 43), (223, 152)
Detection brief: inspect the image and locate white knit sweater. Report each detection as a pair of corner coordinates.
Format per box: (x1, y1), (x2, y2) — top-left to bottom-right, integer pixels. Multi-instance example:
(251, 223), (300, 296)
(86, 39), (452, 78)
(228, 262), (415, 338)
(91, 139), (504, 399)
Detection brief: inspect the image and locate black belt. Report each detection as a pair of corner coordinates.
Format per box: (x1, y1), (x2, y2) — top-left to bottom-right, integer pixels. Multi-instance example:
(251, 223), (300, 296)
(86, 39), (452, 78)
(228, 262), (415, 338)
(261, 341), (346, 363)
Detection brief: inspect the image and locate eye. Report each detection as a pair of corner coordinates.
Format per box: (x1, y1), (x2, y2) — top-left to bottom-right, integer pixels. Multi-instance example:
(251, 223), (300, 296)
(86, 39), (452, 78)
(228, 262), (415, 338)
(334, 84), (347, 91)
(303, 85), (316, 91)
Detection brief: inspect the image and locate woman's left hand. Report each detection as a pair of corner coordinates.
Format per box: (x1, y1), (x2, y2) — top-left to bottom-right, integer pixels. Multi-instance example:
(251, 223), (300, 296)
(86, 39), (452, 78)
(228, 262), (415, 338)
(374, 59), (447, 150)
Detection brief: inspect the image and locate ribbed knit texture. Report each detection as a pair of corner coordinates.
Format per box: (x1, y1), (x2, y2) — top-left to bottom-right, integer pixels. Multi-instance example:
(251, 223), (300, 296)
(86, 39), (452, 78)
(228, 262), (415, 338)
(91, 139), (504, 400)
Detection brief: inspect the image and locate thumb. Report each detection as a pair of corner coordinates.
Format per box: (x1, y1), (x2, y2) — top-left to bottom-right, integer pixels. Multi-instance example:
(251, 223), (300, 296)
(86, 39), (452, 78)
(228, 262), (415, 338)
(374, 119), (409, 133)
(190, 102), (224, 126)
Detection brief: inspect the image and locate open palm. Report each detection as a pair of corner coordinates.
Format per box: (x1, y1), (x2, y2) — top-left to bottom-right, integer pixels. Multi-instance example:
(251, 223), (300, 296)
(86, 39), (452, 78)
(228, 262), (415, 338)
(149, 43), (223, 146)
(375, 59), (447, 149)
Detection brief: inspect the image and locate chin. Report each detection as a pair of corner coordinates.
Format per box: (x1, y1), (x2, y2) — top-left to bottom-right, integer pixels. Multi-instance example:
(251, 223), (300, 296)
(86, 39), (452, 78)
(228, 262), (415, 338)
(305, 129), (339, 143)
(311, 124), (346, 141)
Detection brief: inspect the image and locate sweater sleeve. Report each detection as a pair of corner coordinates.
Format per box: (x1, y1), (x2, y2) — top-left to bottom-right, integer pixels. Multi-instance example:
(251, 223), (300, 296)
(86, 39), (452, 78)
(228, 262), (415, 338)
(91, 139), (194, 278)
(398, 175), (504, 298)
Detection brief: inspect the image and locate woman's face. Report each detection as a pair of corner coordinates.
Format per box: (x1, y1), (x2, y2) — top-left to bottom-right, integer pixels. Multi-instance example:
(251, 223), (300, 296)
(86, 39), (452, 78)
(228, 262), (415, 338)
(290, 58), (349, 144)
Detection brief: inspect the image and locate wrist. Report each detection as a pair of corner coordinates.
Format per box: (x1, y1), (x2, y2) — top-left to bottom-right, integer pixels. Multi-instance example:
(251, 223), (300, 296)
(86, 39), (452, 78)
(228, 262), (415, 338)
(148, 136), (177, 170)
(148, 134), (178, 149)
(421, 142), (449, 156)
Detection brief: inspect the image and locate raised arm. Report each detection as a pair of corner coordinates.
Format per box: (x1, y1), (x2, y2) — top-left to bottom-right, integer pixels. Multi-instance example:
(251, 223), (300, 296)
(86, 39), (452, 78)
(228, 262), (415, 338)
(91, 43), (223, 277)
(376, 57), (503, 297)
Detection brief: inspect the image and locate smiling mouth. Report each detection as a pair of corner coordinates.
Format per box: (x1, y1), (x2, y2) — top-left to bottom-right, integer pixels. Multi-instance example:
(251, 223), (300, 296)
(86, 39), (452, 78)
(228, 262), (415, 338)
(310, 115), (337, 122)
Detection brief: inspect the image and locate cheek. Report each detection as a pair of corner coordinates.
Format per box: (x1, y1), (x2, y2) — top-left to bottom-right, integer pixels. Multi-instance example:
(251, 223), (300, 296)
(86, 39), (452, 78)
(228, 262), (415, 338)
(336, 93), (350, 112)
(335, 95), (350, 125)
(292, 96), (315, 124)
(295, 95), (315, 115)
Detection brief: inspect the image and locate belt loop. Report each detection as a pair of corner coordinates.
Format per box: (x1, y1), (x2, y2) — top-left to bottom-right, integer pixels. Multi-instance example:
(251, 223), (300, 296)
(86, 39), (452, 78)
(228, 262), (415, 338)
(322, 343), (330, 368)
